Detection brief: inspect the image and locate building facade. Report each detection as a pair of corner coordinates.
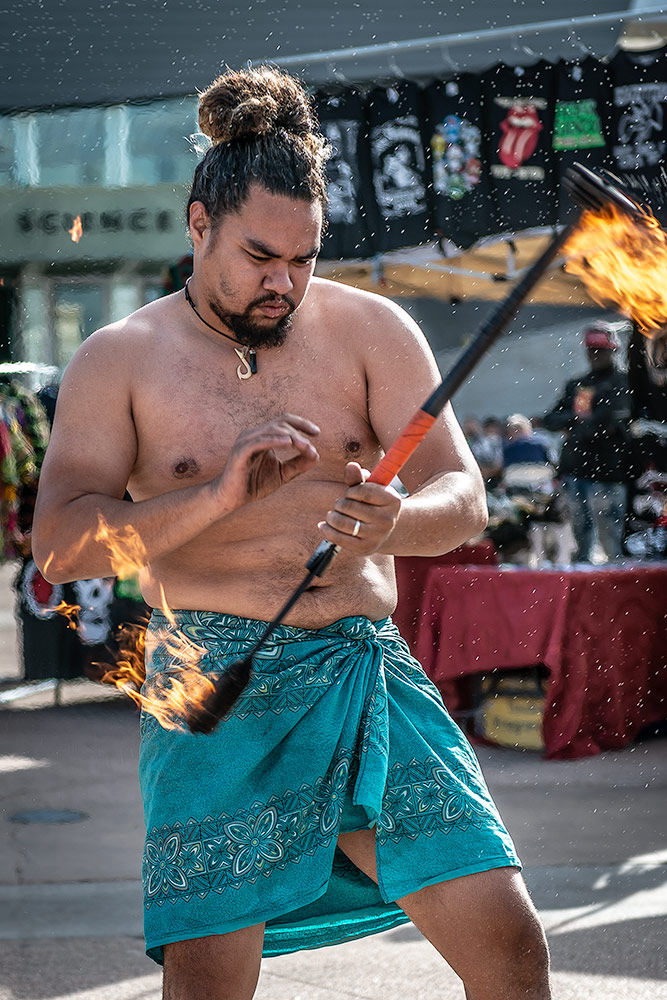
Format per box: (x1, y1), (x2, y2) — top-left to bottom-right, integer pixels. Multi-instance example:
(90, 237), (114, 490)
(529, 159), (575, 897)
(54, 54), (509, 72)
(0, 97), (198, 371)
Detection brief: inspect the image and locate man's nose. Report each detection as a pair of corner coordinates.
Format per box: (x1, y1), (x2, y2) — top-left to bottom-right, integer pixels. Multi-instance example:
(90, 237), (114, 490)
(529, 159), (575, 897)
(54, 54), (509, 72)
(263, 263), (294, 295)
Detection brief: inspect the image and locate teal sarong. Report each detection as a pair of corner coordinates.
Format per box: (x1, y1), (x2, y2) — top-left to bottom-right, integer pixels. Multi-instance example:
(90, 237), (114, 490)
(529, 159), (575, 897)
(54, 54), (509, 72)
(140, 611), (520, 963)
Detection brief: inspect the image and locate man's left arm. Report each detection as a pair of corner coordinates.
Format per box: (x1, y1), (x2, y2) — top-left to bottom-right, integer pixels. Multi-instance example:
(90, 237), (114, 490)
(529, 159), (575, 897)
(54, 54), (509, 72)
(319, 297), (488, 556)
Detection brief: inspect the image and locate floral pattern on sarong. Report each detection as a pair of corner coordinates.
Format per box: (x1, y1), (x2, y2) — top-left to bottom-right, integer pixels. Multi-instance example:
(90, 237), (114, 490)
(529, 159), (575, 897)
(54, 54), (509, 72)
(143, 753), (352, 909)
(377, 755), (496, 845)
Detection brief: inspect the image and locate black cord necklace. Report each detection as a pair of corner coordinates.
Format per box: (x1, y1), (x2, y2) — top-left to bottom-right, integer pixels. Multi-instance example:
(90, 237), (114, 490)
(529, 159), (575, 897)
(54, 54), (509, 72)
(184, 278), (257, 380)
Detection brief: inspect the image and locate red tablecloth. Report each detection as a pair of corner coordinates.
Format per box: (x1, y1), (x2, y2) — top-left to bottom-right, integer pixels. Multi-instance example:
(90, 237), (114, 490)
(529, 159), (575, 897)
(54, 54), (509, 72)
(394, 560), (667, 760)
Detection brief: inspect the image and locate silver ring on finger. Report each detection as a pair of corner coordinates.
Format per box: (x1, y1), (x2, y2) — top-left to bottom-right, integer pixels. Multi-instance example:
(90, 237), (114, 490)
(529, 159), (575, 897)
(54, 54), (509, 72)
(351, 519), (361, 537)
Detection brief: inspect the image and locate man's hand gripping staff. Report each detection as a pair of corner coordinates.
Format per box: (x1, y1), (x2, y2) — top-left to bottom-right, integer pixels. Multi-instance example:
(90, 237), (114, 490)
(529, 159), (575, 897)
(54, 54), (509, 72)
(186, 162), (647, 736)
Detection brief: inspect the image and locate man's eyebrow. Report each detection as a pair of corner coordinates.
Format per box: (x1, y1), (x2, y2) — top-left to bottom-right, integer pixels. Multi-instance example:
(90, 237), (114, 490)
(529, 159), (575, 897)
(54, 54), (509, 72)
(245, 238), (320, 261)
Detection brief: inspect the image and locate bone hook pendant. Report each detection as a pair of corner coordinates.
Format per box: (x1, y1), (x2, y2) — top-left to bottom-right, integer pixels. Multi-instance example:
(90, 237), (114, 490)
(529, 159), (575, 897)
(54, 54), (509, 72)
(234, 347), (255, 380)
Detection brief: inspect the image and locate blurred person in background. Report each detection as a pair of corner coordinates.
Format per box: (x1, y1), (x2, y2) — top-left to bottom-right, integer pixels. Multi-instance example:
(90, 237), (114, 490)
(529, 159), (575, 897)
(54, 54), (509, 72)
(502, 414), (551, 469)
(543, 321), (632, 562)
(501, 415), (574, 566)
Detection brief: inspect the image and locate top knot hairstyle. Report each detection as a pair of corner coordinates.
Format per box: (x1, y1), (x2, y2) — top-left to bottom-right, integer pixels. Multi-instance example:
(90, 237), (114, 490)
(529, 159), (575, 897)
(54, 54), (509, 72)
(187, 66), (330, 231)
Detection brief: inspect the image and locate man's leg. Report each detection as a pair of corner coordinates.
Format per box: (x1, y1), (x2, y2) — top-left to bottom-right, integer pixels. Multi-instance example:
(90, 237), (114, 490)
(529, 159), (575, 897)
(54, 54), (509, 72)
(162, 922), (265, 1000)
(591, 481), (626, 560)
(338, 829), (551, 1000)
(563, 476), (594, 561)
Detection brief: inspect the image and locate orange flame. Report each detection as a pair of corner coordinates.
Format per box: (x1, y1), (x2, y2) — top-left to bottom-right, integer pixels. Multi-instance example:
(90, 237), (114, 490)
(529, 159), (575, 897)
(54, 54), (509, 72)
(89, 519), (215, 730)
(94, 515), (148, 580)
(68, 215), (83, 243)
(52, 599), (81, 629)
(565, 203), (667, 337)
(98, 591), (215, 732)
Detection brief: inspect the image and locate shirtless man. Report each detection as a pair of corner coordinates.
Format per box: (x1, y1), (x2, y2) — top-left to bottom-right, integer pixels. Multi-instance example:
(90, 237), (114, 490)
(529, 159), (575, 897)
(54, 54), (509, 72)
(33, 67), (550, 1000)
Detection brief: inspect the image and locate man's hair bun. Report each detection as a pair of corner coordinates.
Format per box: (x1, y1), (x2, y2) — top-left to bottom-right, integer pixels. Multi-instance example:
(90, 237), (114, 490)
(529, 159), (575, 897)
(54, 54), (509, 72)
(187, 65), (329, 227)
(199, 66), (318, 145)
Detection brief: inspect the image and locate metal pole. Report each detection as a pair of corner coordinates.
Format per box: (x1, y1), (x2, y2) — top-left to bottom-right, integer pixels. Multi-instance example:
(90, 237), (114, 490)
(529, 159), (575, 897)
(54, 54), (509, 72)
(255, 9), (666, 70)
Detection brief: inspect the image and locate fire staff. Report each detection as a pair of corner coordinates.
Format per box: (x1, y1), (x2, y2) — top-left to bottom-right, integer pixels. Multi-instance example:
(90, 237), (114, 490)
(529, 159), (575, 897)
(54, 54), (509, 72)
(33, 67), (551, 1000)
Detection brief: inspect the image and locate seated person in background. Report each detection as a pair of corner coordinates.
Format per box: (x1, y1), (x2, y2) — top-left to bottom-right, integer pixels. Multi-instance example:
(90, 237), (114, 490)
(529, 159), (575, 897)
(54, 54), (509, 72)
(501, 416), (574, 566)
(503, 414), (551, 469)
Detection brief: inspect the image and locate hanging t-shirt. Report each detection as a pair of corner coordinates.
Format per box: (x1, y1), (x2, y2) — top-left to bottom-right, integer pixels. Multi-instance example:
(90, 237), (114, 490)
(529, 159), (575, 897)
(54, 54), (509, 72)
(482, 61), (558, 234)
(606, 46), (667, 226)
(423, 73), (492, 249)
(552, 57), (611, 224)
(315, 89), (376, 260)
(365, 82), (431, 252)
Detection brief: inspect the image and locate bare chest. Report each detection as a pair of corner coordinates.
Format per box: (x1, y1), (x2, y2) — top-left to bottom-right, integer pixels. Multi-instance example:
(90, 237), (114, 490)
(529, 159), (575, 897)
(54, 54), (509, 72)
(128, 344), (377, 499)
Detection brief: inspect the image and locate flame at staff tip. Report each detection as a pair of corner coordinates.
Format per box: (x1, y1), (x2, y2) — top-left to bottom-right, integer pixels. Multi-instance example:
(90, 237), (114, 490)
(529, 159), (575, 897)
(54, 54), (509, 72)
(94, 515), (148, 580)
(565, 202), (667, 337)
(68, 215), (83, 243)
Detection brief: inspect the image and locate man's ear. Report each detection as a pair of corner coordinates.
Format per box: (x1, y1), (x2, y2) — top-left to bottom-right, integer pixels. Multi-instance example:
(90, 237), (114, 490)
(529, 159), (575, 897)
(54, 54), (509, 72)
(189, 201), (211, 248)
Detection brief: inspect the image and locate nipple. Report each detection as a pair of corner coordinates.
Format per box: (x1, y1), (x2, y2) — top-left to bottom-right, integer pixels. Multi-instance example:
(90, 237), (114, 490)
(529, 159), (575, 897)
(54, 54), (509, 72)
(173, 457), (200, 479)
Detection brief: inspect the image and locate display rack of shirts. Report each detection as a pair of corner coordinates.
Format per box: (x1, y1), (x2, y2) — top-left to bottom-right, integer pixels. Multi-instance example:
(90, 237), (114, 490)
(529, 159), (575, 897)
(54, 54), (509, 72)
(316, 89), (377, 261)
(481, 61), (558, 235)
(423, 73), (492, 250)
(365, 81), (432, 252)
(552, 57), (612, 225)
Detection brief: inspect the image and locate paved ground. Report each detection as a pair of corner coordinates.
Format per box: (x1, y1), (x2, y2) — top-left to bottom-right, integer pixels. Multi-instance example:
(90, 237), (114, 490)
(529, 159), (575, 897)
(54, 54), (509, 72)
(0, 563), (666, 1000)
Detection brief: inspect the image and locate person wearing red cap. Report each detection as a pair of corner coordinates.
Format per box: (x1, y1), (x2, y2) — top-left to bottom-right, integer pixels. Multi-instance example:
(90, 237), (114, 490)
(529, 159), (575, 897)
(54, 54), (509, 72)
(543, 321), (632, 562)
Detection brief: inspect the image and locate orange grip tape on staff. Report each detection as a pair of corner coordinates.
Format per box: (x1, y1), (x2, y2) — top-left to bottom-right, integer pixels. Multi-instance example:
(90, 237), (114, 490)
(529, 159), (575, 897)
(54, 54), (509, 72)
(368, 410), (437, 486)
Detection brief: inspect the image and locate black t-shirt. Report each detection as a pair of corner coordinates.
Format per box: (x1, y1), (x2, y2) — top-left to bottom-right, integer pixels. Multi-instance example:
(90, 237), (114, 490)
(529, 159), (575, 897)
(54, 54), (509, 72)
(422, 73), (492, 249)
(553, 57), (612, 224)
(315, 89), (376, 261)
(543, 366), (632, 481)
(365, 82), (432, 251)
(482, 60), (558, 234)
(605, 46), (667, 226)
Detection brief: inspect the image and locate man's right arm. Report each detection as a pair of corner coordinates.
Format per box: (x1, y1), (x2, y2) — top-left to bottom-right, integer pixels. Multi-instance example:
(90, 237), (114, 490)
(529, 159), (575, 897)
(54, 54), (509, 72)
(32, 329), (319, 583)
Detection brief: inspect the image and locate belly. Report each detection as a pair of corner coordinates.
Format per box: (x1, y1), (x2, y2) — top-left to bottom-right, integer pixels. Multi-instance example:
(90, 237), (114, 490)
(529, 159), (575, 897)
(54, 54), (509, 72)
(139, 478), (398, 627)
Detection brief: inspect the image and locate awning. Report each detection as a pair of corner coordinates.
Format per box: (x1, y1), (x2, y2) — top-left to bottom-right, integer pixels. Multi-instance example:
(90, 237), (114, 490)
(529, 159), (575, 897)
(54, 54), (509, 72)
(1, 0), (664, 112)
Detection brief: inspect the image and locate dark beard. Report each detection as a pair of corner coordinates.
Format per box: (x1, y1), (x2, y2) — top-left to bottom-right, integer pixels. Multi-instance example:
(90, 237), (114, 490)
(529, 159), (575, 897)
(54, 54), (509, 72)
(208, 295), (294, 349)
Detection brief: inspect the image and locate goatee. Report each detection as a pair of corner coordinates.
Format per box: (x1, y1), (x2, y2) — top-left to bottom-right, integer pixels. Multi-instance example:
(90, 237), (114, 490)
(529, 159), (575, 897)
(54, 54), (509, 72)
(209, 295), (294, 349)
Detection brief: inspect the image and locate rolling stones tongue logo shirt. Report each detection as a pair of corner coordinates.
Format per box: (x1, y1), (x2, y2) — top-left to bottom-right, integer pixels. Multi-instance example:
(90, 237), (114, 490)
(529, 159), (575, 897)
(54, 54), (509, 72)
(499, 103), (542, 169)
(315, 89), (376, 261)
(482, 61), (557, 234)
(423, 73), (492, 249)
(604, 46), (667, 227)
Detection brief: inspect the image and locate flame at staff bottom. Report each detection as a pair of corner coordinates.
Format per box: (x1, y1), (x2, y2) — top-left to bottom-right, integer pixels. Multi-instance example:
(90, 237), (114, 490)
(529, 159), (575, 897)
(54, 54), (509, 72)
(52, 599), (81, 630)
(565, 202), (667, 337)
(98, 608), (216, 733)
(62, 515), (219, 731)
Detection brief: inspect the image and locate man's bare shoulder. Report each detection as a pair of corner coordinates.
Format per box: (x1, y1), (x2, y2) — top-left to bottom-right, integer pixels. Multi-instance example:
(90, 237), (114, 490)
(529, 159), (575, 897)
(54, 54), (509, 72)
(66, 293), (178, 374)
(309, 276), (430, 351)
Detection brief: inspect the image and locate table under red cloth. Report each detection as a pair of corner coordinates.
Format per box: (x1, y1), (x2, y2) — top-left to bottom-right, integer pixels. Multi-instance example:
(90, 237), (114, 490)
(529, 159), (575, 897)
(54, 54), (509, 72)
(393, 560), (667, 760)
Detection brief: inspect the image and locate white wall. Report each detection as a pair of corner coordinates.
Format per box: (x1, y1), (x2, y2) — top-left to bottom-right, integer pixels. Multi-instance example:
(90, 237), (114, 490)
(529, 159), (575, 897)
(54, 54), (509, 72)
(436, 319), (630, 422)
